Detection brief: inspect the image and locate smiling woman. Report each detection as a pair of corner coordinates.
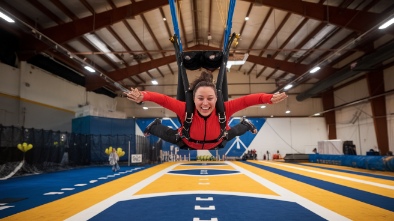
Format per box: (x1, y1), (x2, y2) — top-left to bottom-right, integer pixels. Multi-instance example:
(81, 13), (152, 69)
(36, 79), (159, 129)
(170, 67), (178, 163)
(192, 74), (218, 117)
(125, 71), (287, 150)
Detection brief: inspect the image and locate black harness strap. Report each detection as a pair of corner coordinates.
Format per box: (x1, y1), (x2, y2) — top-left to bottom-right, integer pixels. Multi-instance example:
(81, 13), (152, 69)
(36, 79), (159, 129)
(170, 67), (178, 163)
(215, 33), (237, 141)
(170, 35), (194, 140)
(171, 33), (238, 146)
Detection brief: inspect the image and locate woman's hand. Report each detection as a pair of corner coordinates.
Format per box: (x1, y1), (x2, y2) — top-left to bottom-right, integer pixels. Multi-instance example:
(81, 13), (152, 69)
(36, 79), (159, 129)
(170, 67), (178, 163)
(271, 92), (288, 104)
(125, 88), (144, 103)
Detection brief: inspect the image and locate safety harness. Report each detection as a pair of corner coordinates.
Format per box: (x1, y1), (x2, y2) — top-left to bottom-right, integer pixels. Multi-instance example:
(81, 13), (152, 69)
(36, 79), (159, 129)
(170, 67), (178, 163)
(169, 0), (237, 146)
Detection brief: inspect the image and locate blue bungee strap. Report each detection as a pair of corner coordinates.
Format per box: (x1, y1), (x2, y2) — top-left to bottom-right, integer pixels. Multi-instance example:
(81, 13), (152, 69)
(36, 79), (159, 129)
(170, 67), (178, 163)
(168, 0), (183, 52)
(223, 0), (236, 50)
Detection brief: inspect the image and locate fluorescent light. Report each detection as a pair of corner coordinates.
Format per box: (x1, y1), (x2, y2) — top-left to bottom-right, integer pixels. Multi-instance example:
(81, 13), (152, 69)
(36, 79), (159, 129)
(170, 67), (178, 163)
(143, 107), (148, 110)
(0, 12), (14, 23)
(84, 34), (121, 63)
(285, 110), (291, 114)
(379, 17), (394, 29)
(226, 60), (244, 68)
(226, 53), (249, 69)
(309, 66), (321, 73)
(314, 113), (321, 116)
(260, 105), (266, 109)
(84, 66), (95, 73)
(284, 84), (293, 90)
(151, 80), (158, 85)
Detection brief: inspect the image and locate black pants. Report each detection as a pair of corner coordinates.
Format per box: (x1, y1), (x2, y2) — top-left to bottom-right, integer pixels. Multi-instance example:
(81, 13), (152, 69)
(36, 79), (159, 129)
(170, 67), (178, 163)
(149, 122), (250, 147)
(226, 123), (250, 140)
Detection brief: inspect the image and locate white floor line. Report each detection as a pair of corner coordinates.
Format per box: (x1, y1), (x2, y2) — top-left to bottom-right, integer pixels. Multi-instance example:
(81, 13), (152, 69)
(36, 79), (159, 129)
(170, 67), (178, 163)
(194, 205), (215, 210)
(196, 197), (213, 201)
(64, 163), (179, 221)
(193, 218), (218, 221)
(262, 161), (394, 190)
(61, 188), (75, 191)
(0, 206), (14, 210)
(228, 162), (351, 221)
(121, 190), (284, 201)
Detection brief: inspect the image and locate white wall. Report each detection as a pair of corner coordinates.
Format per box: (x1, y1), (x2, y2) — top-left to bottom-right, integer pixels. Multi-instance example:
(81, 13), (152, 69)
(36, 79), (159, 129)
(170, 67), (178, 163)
(249, 117), (327, 160)
(0, 62), (123, 131)
(17, 62), (116, 113)
(0, 63), (20, 96)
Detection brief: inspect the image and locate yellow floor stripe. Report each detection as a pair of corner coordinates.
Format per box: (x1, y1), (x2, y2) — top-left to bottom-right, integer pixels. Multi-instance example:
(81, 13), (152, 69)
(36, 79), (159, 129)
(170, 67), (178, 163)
(301, 162), (394, 177)
(257, 161), (394, 197)
(236, 161), (394, 221)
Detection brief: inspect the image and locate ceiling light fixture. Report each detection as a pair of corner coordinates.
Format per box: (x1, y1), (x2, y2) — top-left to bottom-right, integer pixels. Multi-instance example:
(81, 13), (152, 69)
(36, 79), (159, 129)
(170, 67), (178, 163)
(0, 12), (14, 23)
(261, 105), (266, 108)
(163, 17), (167, 21)
(379, 17), (394, 29)
(84, 66), (96, 73)
(84, 33), (121, 63)
(143, 107), (148, 110)
(226, 53), (249, 69)
(309, 66), (321, 73)
(285, 99), (291, 114)
(274, 14), (390, 94)
(151, 80), (158, 85)
(245, 17), (249, 21)
(284, 84), (293, 90)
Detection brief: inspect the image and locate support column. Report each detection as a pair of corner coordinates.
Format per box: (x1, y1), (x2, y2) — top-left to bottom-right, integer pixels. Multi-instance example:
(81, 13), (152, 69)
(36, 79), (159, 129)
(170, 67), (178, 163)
(366, 70), (389, 155)
(322, 89), (337, 140)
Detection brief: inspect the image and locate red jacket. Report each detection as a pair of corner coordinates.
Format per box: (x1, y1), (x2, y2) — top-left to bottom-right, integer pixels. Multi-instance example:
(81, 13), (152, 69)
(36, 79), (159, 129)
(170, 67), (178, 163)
(141, 91), (273, 150)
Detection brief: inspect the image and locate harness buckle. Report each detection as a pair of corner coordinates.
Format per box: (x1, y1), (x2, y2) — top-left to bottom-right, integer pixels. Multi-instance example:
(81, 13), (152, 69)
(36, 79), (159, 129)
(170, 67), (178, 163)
(218, 113), (226, 124)
(222, 131), (228, 140)
(182, 125), (190, 132)
(185, 112), (193, 124)
(180, 129), (190, 141)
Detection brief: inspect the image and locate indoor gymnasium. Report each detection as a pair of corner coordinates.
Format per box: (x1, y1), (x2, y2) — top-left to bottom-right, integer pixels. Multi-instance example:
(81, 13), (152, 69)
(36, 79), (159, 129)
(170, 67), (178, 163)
(1, 0), (394, 220)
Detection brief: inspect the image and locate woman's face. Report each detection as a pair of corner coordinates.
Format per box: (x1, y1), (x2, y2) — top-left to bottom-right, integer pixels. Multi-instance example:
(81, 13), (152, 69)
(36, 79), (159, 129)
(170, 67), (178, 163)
(194, 86), (217, 116)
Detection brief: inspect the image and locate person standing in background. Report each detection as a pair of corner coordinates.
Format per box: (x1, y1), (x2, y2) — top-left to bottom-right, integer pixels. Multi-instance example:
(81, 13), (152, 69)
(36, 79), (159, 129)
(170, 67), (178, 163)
(109, 148), (120, 172)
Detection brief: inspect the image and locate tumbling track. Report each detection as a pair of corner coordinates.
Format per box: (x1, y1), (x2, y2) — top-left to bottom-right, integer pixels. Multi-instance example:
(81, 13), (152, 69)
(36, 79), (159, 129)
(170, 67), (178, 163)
(1, 160), (394, 220)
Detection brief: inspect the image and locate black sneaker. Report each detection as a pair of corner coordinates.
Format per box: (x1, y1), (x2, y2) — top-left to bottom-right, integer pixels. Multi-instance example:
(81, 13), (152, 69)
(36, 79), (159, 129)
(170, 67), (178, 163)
(144, 118), (161, 136)
(241, 117), (257, 134)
